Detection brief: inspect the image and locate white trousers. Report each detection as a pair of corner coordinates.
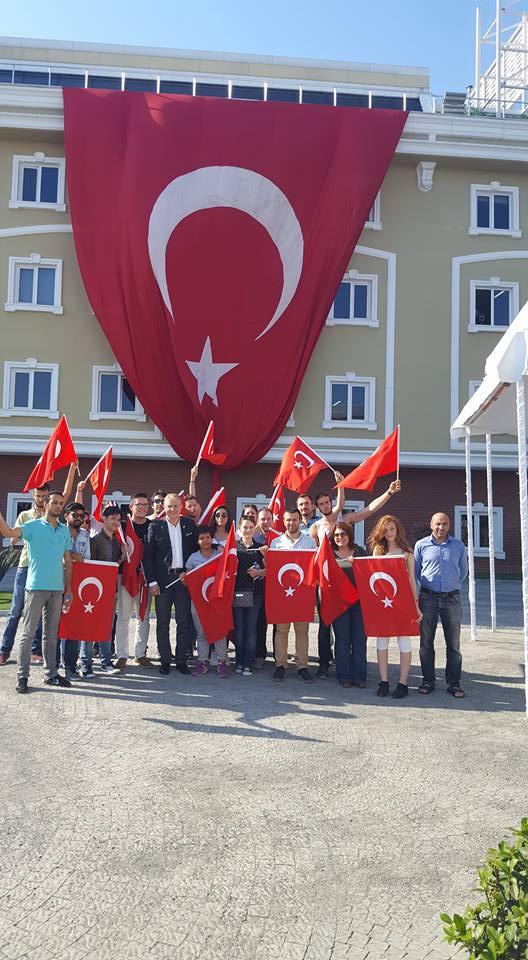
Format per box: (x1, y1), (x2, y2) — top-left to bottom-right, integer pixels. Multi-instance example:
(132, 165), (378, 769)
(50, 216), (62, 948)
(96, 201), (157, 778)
(115, 580), (150, 659)
(376, 636), (412, 653)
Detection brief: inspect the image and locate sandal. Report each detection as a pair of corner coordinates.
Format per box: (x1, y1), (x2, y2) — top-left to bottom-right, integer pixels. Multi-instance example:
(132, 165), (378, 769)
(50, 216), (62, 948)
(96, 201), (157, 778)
(392, 682), (408, 699)
(377, 681), (389, 697)
(418, 682), (435, 695)
(447, 686), (465, 698)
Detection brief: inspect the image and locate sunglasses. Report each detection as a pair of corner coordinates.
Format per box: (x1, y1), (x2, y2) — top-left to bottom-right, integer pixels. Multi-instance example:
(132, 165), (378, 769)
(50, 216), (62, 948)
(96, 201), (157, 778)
(152, 499), (163, 504)
(68, 511), (85, 518)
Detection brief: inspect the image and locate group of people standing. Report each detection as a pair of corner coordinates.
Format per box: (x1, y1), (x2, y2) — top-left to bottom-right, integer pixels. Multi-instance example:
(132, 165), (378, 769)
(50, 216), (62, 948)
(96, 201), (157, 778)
(0, 464), (469, 701)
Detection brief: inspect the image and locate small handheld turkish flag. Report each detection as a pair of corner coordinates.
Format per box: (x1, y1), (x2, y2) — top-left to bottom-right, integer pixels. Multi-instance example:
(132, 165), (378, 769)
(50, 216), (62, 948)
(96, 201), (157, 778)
(268, 484), (286, 532)
(353, 555), (420, 637)
(86, 446), (113, 521)
(210, 526), (238, 603)
(195, 420), (226, 467)
(23, 416), (77, 493)
(314, 534), (358, 625)
(198, 487), (226, 526)
(121, 516), (144, 599)
(59, 559), (119, 643)
(274, 437), (330, 495)
(337, 427), (399, 493)
(265, 548), (315, 624)
(185, 552), (231, 644)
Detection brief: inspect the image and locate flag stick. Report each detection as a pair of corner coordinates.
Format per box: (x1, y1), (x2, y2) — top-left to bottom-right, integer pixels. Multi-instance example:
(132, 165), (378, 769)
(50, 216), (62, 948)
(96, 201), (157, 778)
(84, 446), (112, 483)
(299, 437), (334, 472)
(194, 420), (213, 470)
(396, 424), (400, 482)
(62, 415), (80, 474)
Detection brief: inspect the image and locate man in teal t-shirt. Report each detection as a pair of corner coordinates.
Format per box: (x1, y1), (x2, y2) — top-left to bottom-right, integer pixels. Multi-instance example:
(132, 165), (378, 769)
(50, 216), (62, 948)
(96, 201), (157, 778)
(0, 491), (73, 693)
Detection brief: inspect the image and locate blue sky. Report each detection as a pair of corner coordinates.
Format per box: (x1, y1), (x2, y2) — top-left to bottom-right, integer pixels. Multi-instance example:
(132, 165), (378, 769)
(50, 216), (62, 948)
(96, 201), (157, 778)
(2, 0), (501, 95)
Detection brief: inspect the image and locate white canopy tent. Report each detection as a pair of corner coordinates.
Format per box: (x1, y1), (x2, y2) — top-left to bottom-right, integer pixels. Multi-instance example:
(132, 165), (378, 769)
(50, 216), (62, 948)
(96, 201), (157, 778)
(451, 302), (528, 718)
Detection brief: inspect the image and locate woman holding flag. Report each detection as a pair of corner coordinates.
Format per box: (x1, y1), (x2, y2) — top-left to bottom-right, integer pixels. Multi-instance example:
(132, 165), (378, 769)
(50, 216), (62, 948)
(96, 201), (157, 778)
(330, 522), (368, 689)
(232, 517), (266, 676)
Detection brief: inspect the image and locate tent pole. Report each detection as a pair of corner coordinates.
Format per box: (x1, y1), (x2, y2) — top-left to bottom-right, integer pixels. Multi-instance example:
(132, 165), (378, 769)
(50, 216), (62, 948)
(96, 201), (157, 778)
(486, 433), (497, 632)
(465, 429), (478, 642)
(515, 379), (528, 721)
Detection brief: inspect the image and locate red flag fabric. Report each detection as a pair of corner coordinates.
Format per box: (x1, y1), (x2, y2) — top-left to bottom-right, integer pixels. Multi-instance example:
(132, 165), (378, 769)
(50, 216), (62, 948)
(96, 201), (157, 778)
(198, 487), (226, 526)
(87, 447), (113, 521)
(121, 516), (144, 598)
(210, 526), (238, 602)
(59, 560), (119, 642)
(265, 548), (315, 624)
(268, 484), (286, 532)
(274, 437), (329, 495)
(185, 553), (232, 644)
(337, 427), (399, 493)
(196, 420), (226, 466)
(63, 89), (406, 469)
(314, 534), (358, 625)
(266, 528), (282, 547)
(23, 416), (76, 493)
(352, 555), (420, 637)
(178, 490), (186, 517)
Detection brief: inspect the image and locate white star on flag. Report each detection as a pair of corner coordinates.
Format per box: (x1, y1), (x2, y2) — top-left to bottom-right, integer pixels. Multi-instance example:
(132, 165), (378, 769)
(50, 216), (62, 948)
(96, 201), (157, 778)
(285, 586), (295, 597)
(186, 337), (238, 407)
(84, 601), (94, 614)
(382, 597), (393, 608)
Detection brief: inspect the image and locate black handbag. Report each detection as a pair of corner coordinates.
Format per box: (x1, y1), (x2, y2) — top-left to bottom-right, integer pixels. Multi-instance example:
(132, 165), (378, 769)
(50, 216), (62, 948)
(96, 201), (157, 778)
(233, 590), (254, 608)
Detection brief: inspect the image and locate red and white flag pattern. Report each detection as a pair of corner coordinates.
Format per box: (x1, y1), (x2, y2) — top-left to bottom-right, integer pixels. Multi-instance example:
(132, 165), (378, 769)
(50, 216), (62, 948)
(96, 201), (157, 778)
(265, 548), (315, 624)
(268, 484), (286, 532)
(352, 555), (420, 637)
(87, 446), (113, 521)
(198, 487), (226, 526)
(337, 426), (399, 493)
(59, 559), (119, 643)
(23, 416), (77, 493)
(185, 553), (231, 644)
(210, 526), (238, 603)
(195, 420), (226, 467)
(121, 516), (145, 601)
(314, 533), (358, 625)
(274, 437), (330, 495)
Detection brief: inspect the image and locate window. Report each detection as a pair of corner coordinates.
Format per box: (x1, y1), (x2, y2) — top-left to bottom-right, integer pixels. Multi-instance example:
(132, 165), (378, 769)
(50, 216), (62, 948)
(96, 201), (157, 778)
(343, 499), (365, 547)
(365, 193), (381, 230)
(3, 493), (33, 546)
(469, 279), (518, 332)
(10, 153), (65, 210)
(468, 380), (482, 399)
(5, 255), (63, 314)
(231, 84), (264, 101)
(1, 359), (59, 418)
(327, 271), (378, 327)
(90, 365), (146, 421)
(91, 489), (130, 520)
(302, 89), (333, 105)
(469, 182), (520, 237)
(195, 82), (228, 98)
(454, 504), (504, 559)
(323, 374), (376, 429)
(235, 493), (270, 522)
(267, 87), (299, 103)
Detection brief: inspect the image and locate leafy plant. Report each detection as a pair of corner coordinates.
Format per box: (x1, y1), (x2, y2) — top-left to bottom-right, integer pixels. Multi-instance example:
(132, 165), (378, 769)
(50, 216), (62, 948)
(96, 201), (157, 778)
(441, 819), (528, 959)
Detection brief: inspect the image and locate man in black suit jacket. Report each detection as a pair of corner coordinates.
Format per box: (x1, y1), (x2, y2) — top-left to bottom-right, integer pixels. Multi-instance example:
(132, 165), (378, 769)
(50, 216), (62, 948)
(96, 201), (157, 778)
(143, 493), (198, 675)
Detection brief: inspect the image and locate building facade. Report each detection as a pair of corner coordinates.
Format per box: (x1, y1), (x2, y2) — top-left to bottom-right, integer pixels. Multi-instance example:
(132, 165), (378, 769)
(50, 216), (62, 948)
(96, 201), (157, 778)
(0, 37), (525, 573)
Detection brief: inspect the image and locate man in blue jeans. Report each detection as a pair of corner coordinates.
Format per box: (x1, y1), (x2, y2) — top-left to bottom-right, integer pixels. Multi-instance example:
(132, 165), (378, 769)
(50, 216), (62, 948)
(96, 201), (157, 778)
(414, 512), (468, 699)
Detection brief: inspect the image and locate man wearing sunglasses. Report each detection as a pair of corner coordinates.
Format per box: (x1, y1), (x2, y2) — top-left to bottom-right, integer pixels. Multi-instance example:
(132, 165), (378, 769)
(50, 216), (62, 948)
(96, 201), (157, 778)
(148, 490), (167, 521)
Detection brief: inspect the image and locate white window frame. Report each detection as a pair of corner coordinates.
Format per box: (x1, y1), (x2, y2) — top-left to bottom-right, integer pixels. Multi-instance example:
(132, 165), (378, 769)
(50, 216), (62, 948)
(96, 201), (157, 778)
(343, 499), (365, 547)
(469, 182), (520, 238)
(454, 504), (504, 559)
(235, 493), (270, 523)
(90, 364), (146, 421)
(10, 152), (66, 211)
(364, 192), (382, 231)
(5, 254), (63, 314)
(327, 270), (378, 328)
(0, 358), (59, 419)
(468, 379), (482, 399)
(322, 373), (377, 430)
(3, 492), (34, 546)
(468, 278), (518, 332)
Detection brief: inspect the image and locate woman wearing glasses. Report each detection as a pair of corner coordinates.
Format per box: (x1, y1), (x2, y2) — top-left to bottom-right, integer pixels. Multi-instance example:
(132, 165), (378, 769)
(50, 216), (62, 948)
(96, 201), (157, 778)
(209, 506), (233, 547)
(330, 521), (368, 689)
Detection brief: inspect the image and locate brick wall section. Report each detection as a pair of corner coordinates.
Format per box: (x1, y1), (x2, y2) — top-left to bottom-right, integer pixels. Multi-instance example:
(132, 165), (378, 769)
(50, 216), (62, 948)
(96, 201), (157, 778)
(0, 455), (521, 575)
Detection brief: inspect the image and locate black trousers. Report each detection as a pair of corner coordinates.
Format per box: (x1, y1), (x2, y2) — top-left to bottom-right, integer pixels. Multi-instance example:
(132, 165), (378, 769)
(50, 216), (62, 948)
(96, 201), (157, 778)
(155, 581), (193, 666)
(256, 602), (268, 659)
(316, 590), (333, 666)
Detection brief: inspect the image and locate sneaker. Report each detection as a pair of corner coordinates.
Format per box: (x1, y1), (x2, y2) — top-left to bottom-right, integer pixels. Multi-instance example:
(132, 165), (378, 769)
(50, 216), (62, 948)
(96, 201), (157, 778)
(234, 665), (243, 675)
(44, 674), (71, 688)
(273, 665), (286, 682)
(297, 668), (315, 684)
(135, 657), (154, 668)
(31, 653), (44, 665)
(191, 661), (208, 677)
(0, 653), (9, 666)
(114, 658), (127, 671)
(99, 664), (121, 675)
(65, 668), (82, 682)
(176, 663), (191, 675)
(392, 682), (408, 699)
(242, 667), (253, 676)
(217, 661), (229, 679)
(377, 681), (389, 698)
(159, 663), (170, 675)
(80, 667), (95, 679)
(316, 665), (329, 679)
(16, 677), (28, 694)
(254, 657), (266, 670)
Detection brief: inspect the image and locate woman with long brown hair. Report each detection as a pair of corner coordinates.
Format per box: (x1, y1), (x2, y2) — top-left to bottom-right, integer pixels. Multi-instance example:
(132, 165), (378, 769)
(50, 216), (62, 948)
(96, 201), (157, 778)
(330, 521), (368, 688)
(367, 515), (422, 699)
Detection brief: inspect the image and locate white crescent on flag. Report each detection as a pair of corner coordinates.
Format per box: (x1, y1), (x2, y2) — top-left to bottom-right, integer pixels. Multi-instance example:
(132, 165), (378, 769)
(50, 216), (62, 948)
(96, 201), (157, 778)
(369, 571), (398, 608)
(78, 576), (104, 614)
(201, 576), (215, 603)
(293, 450), (315, 470)
(278, 562), (305, 597)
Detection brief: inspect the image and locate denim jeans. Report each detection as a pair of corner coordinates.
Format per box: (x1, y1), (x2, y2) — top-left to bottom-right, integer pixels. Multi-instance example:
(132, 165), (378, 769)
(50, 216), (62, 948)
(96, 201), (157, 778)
(80, 640), (113, 670)
(316, 590), (333, 667)
(333, 602), (367, 684)
(233, 595), (262, 669)
(419, 589), (462, 688)
(61, 639), (80, 671)
(1, 565), (42, 655)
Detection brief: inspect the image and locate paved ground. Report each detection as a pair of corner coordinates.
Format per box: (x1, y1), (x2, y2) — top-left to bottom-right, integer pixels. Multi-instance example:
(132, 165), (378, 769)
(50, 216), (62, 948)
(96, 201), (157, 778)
(0, 592), (526, 960)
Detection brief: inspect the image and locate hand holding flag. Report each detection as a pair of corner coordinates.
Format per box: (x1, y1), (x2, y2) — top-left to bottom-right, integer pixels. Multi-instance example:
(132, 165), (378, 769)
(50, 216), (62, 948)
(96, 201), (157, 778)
(198, 487), (226, 526)
(23, 416), (77, 492)
(314, 534), (358, 625)
(195, 420), (226, 468)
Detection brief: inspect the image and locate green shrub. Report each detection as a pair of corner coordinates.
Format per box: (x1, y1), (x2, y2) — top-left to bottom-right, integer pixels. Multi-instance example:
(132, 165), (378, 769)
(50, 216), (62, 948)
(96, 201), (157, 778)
(441, 819), (528, 959)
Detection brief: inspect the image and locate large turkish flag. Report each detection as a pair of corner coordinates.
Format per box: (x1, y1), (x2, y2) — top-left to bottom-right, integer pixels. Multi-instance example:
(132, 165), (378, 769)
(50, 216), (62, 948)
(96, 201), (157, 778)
(59, 560), (119, 642)
(185, 552), (233, 643)
(353, 556), (420, 637)
(64, 90), (406, 468)
(265, 549), (315, 624)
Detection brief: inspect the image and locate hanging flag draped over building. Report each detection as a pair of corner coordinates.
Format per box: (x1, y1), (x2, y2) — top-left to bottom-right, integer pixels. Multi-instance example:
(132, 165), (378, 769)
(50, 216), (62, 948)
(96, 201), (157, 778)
(265, 549), (315, 624)
(198, 487), (226, 526)
(268, 484), (286, 531)
(59, 560), (119, 643)
(23, 416), (76, 493)
(274, 436), (330, 495)
(64, 89), (406, 468)
(314, 533), (358, 625)
(337, 427), (399, 492)
(86, 446), (113, 521)
(185, 553), (231, 644)
(353, 555), (420, 637)
(195, 420), (226, 467)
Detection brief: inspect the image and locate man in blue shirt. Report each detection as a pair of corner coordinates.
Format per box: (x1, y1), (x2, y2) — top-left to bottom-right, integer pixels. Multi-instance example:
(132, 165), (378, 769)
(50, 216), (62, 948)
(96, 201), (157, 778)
(414, 512), (468, 699)
(0, 491), (73, 694)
